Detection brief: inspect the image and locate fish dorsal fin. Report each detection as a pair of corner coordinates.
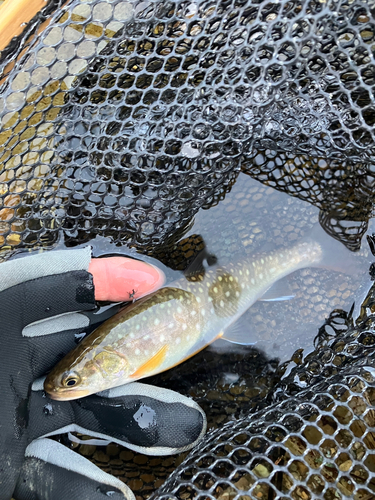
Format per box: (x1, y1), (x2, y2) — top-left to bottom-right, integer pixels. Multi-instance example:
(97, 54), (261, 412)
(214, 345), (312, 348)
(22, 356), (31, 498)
(222, 314), (256, 345)
(130, 345), (168, 379)
(184, 241), (218, 282)
(258, 279), (295, 302)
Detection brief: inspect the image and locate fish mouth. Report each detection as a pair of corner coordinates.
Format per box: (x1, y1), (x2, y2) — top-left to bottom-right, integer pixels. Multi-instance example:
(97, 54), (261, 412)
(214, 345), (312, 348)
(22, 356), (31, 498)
(44, 382), (90, 401)
(46, 389), (91, 401)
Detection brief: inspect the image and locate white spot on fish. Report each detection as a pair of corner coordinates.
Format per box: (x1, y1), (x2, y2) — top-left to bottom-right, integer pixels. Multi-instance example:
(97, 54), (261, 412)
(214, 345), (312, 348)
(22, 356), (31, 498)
(270, 268), (275, 273)
(175, 337), (181, 345)
(201, 309), (206, 316)
(168, 323), (174, 328)
(135, 348), (140, 355)
(187, 335), (190, 340)
(160, 335), (165, 342)
(177, 307), (182, 313)
(144, 335), (149, 340)
(130, 333), (135, 339)
(235, 291), (240, 297)
(199, 288), (204, 293)
(136, 324), (140, 330)
(191, 310), (196, 316)
(195, 323), (200, 330)
(182, 324), (187, 330)
(196, 297), (201, 303)
(213, 287), (218, 293)
(220, 300), (225, 307)
(251, 278), (255, 285)
(225, 291), (230, 297)
(261, 258), (264, 264)
(259, 273), (263, 280)
(229, 276), (233, 282)
(218, 276), (222, 281)
(154, 318), (160, 326)
(246, 270), (249, 275)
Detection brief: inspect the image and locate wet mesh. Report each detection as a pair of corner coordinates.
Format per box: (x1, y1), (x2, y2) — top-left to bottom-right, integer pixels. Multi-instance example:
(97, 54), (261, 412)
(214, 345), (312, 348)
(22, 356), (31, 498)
(1, 0), (375, 498)
(154, 289), (375, 500)
(1, 0), (375, 252)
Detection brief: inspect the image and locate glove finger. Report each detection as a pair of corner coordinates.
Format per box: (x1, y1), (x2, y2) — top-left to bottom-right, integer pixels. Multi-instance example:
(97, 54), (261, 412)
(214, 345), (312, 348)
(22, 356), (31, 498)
(93, 383), (207, 454)
(14, 438), (134, 500)
(31, 382), (206, 455)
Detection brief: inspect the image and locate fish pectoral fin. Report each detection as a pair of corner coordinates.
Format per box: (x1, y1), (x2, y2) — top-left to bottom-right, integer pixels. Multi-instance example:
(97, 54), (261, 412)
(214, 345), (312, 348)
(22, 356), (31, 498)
(130, 345), (169, 379)
(258, 279), (295, 302)
(222, 314), (256, 345)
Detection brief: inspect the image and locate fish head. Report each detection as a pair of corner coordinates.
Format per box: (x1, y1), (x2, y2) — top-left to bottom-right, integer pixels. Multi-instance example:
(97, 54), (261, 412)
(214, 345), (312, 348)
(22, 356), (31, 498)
(44, 347), (130, 401)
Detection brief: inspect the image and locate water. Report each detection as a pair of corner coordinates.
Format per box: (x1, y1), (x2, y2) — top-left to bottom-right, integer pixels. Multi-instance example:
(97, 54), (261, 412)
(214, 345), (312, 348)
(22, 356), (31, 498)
(53, 170), (372, 363)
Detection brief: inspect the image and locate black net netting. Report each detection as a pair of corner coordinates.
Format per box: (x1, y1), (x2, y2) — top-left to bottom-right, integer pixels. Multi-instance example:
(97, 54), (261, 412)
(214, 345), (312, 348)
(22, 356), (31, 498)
(1, 0), (375, 252)
(1, 0), (375, 498)
(153, 283), (375, 500)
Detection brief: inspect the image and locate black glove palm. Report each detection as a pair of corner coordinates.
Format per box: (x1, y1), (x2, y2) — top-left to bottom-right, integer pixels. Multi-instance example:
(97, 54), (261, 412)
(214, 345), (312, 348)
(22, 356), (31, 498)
(0, 249), (206, 500)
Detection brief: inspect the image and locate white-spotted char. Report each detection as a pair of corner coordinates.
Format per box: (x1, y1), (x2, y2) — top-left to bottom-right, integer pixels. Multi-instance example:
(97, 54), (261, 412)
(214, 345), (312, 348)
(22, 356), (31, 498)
(44, 228), (358, 400)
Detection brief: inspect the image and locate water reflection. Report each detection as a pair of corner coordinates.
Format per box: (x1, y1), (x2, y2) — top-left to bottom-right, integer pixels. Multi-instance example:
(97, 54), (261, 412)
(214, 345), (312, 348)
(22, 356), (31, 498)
(77, 169), (373, 363)
(158, 171), (371, 361)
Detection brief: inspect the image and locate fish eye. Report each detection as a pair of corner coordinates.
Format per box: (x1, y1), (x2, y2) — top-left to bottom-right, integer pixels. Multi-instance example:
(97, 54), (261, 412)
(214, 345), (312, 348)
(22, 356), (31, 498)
(61, 371), (81, 388)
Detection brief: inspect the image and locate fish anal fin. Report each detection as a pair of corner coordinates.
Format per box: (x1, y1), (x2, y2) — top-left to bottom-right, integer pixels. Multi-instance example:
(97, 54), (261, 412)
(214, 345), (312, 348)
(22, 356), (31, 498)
(222, 315), (255, 345)
(258, 279), (295, 302)
(130, 345), (168, 379)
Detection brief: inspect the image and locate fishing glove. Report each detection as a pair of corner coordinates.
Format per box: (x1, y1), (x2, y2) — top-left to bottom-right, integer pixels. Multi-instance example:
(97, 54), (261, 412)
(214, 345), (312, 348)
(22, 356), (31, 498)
(0, 248), (206, 500)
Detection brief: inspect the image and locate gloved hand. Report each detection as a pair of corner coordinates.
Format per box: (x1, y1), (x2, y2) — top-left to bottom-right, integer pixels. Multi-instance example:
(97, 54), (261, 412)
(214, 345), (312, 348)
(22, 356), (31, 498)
(0, 248), (206, 500)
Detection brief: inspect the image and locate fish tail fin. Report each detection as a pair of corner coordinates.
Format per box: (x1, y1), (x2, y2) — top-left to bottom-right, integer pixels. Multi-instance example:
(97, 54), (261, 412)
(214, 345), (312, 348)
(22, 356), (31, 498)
(307, 223), (363, 276)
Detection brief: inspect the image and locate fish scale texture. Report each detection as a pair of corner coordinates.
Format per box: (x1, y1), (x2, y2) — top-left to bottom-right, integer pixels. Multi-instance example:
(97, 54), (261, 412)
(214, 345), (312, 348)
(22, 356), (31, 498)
(1, 0), (375, 498)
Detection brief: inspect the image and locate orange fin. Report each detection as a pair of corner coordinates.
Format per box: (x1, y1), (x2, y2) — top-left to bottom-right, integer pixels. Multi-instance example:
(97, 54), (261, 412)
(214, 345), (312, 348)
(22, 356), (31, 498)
(130, 345), (169, 379)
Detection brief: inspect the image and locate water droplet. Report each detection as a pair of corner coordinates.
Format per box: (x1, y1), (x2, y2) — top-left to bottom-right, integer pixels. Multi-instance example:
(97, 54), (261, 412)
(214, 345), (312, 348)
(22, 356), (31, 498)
(133, 404), (156, 429)
(74, 332), (86, 343)
(43, 403), (53, 416)
(204, 143), (222, 159)
(96, 487), (117, 497)
(193, 123), (210, 140)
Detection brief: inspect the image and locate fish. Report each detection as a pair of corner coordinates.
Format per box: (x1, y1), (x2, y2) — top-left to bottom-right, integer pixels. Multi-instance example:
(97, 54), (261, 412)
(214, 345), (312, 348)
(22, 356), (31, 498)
(44, 226), (361, 400)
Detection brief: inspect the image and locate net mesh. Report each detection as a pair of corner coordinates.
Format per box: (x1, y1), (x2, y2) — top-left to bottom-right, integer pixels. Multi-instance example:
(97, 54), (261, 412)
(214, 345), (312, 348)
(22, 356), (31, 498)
(154, 289), (375, 500)
(1, 0), (375, 498)
(1, 0), (375, 252)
